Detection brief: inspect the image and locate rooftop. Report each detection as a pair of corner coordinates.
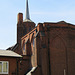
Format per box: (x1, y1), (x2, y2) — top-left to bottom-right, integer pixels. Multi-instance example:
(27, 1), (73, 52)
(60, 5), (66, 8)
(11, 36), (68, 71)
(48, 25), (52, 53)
(0, 50), (22, 58)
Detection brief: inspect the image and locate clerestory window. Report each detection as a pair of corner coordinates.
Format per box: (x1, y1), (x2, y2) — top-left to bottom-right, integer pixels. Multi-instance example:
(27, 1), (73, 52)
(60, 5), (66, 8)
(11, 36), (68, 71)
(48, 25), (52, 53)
(33, 39), (35, 48)
(23, 43), (25, 52)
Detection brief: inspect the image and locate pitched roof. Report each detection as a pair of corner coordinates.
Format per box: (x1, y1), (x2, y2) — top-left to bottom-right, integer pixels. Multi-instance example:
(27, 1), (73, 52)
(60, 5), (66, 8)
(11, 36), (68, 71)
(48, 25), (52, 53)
(7, 43), (18, 51)
(57, 21), (67, 24)
(0, 50), (22, 58)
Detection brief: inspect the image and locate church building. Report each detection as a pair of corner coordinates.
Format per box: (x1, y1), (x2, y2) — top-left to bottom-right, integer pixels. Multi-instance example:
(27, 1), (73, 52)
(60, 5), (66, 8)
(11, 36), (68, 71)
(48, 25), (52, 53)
(1, 0), (75, 75)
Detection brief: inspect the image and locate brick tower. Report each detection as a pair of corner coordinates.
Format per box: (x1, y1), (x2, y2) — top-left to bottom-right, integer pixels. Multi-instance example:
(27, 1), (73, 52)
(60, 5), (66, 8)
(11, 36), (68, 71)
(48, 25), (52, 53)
(17, 0), (35, 54)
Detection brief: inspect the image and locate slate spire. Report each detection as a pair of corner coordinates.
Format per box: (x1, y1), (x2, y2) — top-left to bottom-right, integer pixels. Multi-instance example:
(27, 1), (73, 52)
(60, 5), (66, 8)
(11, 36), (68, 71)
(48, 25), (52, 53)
(24, 0), (33, 22)
(25, 0), (30, 20)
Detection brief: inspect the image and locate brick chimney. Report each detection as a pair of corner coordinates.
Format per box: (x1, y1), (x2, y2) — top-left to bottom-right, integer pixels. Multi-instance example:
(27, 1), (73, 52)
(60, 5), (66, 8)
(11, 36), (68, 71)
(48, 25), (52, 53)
(17, 13), (23, 24)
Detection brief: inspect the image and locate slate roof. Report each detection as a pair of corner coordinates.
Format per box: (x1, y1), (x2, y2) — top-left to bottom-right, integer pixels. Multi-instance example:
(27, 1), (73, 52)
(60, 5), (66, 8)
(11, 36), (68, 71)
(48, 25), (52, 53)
(0, 50), (22, 58)
(7, 43), (18, 51)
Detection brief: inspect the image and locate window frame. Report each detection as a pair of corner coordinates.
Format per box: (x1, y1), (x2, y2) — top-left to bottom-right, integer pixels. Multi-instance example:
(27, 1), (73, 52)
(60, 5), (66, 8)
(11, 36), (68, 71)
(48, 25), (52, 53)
(23, 43), (25, 52)
(33, 38), (35, 48)
(0, 61), (9, 74)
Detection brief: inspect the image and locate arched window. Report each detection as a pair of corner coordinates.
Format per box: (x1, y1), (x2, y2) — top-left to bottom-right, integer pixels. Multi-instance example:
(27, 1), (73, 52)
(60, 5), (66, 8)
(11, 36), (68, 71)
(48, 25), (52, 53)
(23, 41), (25, 52)
(33, 39), (35, 48)
(32, 38), (35, 55)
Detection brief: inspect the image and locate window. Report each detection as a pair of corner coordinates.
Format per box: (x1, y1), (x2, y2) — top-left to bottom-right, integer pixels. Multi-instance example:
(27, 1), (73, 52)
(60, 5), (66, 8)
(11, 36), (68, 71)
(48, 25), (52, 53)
(33, 39), (35, 48)
(32, 38), (35, 55)
(0, 61), (9, 74)
(23, 43), (25, 52)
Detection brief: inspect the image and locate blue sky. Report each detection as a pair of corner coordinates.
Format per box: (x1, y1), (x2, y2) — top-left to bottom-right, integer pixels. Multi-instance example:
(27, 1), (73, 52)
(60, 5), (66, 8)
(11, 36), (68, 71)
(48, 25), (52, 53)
(0, 0), (75, 49)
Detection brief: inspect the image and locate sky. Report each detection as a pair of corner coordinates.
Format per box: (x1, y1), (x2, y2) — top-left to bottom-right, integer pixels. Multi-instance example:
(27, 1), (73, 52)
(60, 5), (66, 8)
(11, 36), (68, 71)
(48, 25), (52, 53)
(0, 0), (75, 49)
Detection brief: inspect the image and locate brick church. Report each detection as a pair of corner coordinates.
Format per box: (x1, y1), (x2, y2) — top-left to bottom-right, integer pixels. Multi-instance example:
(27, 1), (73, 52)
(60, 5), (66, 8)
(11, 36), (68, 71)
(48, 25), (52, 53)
(0, 0), (75, 75)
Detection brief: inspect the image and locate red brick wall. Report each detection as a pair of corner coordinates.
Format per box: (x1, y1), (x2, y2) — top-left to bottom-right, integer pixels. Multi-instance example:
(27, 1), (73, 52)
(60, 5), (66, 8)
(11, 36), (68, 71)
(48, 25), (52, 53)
(21, 22), (75, 75)
(17, 13), (35, 55)
(0, 57), (20, 75)
(19, 56), (31, 75)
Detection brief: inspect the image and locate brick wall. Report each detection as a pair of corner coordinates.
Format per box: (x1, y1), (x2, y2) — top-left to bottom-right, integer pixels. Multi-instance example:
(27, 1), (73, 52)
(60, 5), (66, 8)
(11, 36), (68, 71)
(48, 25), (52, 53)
(21, 22), (75, 75)
(0, 57), (20, 75)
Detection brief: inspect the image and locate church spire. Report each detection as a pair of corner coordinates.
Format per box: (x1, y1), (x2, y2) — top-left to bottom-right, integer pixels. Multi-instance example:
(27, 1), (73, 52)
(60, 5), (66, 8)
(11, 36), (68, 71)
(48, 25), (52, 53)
(24, 0), (32, 22)
(25, 0), (30, 20)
